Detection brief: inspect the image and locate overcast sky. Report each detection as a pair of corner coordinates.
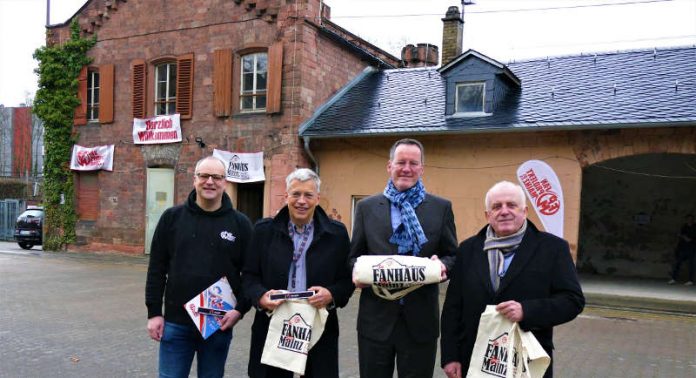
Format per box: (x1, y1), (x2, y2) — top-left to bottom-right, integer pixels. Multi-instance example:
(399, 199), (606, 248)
(1, 0), (695, 107)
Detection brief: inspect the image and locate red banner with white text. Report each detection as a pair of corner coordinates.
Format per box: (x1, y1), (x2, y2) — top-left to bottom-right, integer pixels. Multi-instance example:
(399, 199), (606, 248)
(70, 144), (114, 171)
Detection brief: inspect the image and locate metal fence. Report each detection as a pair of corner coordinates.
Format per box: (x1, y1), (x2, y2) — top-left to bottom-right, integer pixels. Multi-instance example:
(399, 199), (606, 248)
(0, 199), (23, 241)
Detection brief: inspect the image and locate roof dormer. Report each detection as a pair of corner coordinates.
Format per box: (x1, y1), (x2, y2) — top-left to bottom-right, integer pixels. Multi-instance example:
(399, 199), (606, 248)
(438, 49), (521, 117)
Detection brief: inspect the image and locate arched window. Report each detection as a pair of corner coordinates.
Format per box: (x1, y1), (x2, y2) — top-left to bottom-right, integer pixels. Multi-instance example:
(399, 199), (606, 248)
(154, 62), (177, 116)
(240, 52), (268, 112)
(87, 69), (100, 121)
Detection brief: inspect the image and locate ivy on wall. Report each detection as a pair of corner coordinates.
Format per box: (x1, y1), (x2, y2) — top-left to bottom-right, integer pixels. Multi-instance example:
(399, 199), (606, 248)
(32, 21), (95, 251)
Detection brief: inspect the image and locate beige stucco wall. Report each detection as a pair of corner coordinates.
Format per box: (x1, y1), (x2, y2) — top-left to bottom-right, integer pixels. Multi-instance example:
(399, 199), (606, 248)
(310, 132), (583, 259)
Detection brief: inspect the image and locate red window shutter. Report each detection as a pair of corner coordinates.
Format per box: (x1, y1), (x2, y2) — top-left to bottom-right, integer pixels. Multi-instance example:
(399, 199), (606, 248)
(99, 64), (114, 123)
(131, 59), (147, 119)
(213, 49), (233, 117)
(266, 42), (283, 114)
(176, 53), (194, 120)
(76, 172), (99, 221)
(74, 66), (88, 125)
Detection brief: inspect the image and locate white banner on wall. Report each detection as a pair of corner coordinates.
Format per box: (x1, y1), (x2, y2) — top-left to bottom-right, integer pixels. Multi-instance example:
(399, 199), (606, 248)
(132, 114), (182, 144)
(213, 149), (265, 183)
(516, 160), (564, 238)
(70, 144), (115, 171)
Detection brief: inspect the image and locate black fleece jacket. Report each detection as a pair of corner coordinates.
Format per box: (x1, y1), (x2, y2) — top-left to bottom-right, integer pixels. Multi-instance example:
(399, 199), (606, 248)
(145, 190), (253, 325)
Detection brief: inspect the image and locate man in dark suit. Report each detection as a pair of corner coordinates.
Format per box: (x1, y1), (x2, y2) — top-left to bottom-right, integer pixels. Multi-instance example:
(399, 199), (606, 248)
(243, 168), (354, 378)
(350, 138), (458, 378)
(440, 181), (585, 378)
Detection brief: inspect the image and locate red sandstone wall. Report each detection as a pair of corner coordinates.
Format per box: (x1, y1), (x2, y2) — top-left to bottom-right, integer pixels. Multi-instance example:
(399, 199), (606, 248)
(48, 0), (383, 252)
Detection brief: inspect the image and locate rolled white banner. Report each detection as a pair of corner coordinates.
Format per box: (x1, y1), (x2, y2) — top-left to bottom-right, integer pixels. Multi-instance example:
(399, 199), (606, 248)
(354, 255), (442, 288)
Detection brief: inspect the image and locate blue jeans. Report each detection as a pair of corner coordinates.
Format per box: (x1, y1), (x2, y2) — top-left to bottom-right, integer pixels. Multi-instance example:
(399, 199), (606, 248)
(159, 321), (233, 378)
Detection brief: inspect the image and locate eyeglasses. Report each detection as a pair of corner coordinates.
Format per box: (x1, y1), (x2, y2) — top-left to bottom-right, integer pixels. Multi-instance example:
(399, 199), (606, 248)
(196, 173), (226, 182)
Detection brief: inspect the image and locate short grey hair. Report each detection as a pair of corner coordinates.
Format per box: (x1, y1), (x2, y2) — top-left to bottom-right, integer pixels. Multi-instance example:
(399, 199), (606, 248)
(286, 168), (321, 192)
(194, 155), (227, 174)
(485, 181), (527, 211)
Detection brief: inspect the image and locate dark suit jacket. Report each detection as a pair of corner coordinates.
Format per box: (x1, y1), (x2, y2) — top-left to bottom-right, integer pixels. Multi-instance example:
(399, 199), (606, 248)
(243, 206), (354, 378)
(440, 221), (585, 376)
(350, 193), (458, 343)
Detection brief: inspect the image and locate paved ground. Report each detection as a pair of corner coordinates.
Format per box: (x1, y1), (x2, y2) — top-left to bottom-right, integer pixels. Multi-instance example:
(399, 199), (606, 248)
(0, 242), (695, 377)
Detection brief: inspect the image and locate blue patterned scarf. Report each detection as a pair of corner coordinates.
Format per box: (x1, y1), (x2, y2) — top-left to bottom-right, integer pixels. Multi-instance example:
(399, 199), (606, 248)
(383, 179), (428, 256)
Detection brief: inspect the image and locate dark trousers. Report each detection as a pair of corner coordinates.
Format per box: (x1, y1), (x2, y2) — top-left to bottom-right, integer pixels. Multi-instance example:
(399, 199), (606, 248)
(358, 313), (437, 378)
(671, 250), (695, 281)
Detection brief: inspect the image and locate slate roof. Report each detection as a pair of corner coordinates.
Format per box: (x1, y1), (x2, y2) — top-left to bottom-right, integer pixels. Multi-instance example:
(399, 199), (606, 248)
(299, 46), (696, 138)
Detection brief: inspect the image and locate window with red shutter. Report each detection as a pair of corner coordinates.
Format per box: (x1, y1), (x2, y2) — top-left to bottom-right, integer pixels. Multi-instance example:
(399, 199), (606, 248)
(99, 64), (114, 123)
(239, 52), (268, 112)
(154, 62), (177, 116)
(213, 49), (233, 117)
(176, 53), (194, 119)
(132, 59), (147, 119)
(266, 42), (283, 114)
(74, 66), (88, 125)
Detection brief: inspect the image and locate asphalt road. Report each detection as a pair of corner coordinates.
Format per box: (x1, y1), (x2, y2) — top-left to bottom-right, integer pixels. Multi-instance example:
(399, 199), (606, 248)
(0, 242), (694, 377)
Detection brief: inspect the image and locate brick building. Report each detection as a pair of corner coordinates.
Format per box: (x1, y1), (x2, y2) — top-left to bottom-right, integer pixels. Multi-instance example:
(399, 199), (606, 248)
(47, 0), (399, 253)
(0, 105), (43, 179)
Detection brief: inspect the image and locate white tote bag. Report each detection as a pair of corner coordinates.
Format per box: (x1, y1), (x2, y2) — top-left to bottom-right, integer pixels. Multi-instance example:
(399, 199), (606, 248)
(260, 300), (328, 375)
(353, 255), (441, 300)
(467, 305), (550, 378)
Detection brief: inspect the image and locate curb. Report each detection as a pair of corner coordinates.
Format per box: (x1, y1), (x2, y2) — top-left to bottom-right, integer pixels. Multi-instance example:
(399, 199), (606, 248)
(585, 292), (696, 315)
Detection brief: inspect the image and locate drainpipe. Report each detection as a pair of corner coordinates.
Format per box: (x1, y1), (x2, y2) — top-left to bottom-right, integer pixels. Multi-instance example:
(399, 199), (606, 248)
(303, 136), (319, 175)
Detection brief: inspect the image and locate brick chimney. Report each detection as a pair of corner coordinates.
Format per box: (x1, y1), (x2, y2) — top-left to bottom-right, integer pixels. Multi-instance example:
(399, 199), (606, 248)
(441, 6), (463, 66)
(401, 43), (439, 68)
(321, 3), (331, 19)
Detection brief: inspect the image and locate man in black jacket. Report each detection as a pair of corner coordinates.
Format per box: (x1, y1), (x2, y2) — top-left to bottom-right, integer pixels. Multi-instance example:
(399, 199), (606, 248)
(145, 155), (253, 378)
(441, 181), (584, 378)
(244, 168), (353, 378)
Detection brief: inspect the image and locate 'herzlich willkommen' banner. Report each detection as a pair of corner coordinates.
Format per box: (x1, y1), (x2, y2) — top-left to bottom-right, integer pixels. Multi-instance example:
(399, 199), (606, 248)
(213, 149), (265, 183)
(516, 160), (564, 238)
(132, 114), (182, 144)
(70, 144), (114, 171)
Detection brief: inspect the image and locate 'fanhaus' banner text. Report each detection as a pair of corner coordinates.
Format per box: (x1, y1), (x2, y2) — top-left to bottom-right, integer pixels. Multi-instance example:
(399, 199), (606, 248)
(213, 149), (265, 183)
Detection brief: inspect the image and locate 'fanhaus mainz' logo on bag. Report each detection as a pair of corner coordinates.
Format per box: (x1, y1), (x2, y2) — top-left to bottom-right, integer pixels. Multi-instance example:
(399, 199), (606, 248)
(278, 313), (312, 355)
(371, 258), (427, 289)
(481, 333), (521, 377)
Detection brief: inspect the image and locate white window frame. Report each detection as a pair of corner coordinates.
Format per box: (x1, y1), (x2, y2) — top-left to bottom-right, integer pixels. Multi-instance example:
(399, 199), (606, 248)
(87, 70), (100, 121)
(454, 82), (486, 115)
(351, 195), (369, 232)
(240, 52), (268, 112)
(154, 62), (176, 116)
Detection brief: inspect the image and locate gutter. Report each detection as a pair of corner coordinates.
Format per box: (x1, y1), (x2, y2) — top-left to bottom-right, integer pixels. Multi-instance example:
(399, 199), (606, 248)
(300, 119), (696, 139)
(303, 137), (319, 174)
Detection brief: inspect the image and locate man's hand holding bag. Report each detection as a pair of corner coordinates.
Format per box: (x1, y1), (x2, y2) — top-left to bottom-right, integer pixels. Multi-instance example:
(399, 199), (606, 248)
(467, 305), (550, 378)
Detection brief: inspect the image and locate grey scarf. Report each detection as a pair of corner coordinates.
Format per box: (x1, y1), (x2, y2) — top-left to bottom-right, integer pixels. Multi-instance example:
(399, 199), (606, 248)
(483, 220), (527, 291)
